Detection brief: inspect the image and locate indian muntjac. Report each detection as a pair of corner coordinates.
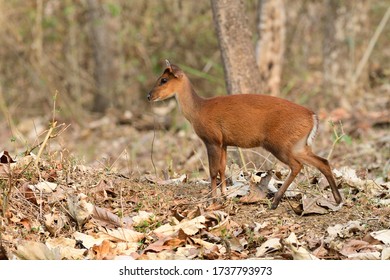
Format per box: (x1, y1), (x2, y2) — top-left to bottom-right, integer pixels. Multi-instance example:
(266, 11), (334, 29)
(147, 61), (342, 209)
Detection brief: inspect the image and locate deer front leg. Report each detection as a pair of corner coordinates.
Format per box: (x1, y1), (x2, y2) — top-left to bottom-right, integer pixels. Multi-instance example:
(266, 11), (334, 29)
(219, 146), (227, 196)
(206, 143), (222, 199)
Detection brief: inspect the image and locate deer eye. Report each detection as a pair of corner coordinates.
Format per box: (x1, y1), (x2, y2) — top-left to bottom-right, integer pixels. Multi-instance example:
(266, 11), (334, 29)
(160, 78), (168, 85)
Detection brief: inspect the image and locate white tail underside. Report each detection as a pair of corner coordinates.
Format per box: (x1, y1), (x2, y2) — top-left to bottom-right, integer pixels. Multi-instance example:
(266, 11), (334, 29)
(307, 114), (318, 146)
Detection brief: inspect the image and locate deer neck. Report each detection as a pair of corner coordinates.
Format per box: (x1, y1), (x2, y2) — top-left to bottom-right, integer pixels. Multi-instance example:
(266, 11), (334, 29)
(175, 77), (204, 123)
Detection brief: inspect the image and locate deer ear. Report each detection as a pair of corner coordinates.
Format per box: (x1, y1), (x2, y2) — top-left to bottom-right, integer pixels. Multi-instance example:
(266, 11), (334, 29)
(164, 59), (182, 78)
(164, 59), (174, 75)
(165, 59), (171, 68)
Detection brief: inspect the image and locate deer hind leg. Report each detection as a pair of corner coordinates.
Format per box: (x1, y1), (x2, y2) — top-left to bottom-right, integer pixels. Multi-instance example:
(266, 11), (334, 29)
(297, 147), (342, 204)
(271, 158), (302, 209)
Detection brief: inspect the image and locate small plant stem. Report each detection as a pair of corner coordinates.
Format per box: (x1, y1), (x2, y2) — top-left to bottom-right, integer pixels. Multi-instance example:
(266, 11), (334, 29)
(238, 147), (247, 173)
(35, 121), (57, 169)
(327, 121), (345, 161)
(151, 114), (158, 178)
(24, 123), (69, 156)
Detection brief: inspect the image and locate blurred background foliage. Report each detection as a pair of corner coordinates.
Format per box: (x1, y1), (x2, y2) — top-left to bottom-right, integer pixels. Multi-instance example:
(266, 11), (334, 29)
(0, 0), (389, 126)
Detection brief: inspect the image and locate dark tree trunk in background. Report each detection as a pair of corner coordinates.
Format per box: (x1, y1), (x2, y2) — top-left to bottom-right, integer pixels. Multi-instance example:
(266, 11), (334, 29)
(256, 0), (286, 96)
(87, 0), (113, 113)
(210, 0), (262, 94)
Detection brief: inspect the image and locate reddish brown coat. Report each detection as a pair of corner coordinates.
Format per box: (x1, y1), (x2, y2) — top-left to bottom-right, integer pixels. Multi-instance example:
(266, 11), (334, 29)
(148, 63), (342, 209)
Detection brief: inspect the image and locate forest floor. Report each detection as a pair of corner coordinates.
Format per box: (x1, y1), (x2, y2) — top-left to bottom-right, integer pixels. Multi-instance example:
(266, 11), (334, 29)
(0, 95), (389, 260)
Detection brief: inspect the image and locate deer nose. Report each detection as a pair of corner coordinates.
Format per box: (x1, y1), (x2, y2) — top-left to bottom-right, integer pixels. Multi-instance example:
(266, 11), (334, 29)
(147, 92), (152, 101)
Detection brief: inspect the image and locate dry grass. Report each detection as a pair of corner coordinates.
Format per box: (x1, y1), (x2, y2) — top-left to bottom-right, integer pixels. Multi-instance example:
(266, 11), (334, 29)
(0, 0), (389, 261)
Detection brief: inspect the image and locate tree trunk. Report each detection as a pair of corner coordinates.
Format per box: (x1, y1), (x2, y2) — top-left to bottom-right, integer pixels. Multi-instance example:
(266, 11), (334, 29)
(256, 0), (286, 96)
(210, 0), (262, 94)
(87, 0), (113, 113)
(323, 0), (369, 108)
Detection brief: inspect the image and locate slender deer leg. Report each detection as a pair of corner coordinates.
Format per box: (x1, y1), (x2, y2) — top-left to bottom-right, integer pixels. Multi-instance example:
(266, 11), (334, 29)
(298, 148), (342, 204)
(271, 159), (302, 209)
(206, 144), (222, 199)
(219, 146), (227, 196)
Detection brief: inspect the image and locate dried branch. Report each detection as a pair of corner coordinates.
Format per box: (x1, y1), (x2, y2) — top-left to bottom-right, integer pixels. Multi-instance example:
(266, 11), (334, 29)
(349, 7), (390, 94)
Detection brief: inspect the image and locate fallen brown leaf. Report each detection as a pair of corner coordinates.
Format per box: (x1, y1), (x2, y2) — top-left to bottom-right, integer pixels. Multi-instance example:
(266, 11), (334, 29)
(93, 239), (116, 260)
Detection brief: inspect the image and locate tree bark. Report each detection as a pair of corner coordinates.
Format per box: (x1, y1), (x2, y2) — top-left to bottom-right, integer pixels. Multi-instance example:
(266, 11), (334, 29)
(323, 0), (369, 107)
(256, 0), (286, 96)
(87, 0), (113, 113)
(211, 0), (262, 94)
